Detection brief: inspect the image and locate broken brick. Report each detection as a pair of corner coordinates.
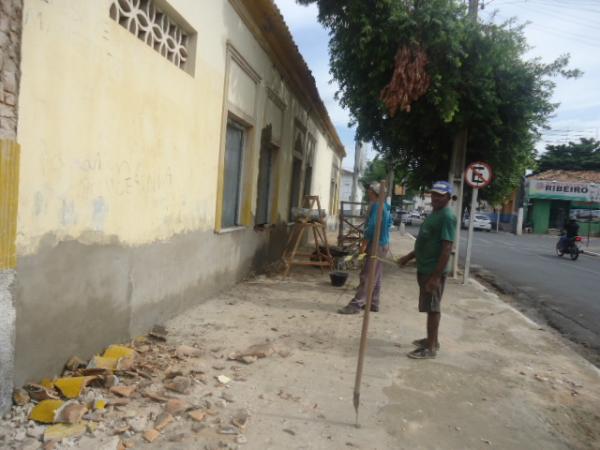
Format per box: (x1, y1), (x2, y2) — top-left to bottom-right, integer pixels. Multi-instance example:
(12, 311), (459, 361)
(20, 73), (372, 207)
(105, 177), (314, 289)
(54, 401), (87, 424)
(143, 428), (160, 443)
(110, 385), (137, 398)
(149, 325), (168, 341)
(165, 399), (190, 415)
(154, 412), (174, 431)
(188, 410), (207, 422)
(164, 376), (190, 394)
(175, 345), (202, 358)
(13, 388), (30, 406)
(24, 383), (59, 401)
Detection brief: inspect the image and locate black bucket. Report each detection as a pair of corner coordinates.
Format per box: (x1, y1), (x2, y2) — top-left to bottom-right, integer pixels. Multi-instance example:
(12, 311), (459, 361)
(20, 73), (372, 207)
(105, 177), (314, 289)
(330, 271), (349, 287)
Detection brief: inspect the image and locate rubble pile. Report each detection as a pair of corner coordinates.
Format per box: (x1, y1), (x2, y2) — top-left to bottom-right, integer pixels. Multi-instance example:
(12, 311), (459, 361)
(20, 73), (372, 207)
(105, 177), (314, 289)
(0, 325), (277, 450)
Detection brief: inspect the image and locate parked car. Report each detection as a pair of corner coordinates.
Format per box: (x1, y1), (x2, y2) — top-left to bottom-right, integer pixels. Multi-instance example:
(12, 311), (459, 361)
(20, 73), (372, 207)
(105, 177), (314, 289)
(392, 209), (409, 226)
(405, 211), (424, 226)
(463, 214), (492, 231)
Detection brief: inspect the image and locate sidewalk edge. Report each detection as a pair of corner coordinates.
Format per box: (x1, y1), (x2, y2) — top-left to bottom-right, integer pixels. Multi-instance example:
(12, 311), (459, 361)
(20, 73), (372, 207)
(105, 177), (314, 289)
(467, 277), (540, 328)
(468, 276), (600, 374)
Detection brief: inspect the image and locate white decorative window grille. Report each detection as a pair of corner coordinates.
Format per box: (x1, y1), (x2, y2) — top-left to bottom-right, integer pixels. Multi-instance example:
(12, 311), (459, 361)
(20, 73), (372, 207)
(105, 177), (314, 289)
(109, 0), (191, 71)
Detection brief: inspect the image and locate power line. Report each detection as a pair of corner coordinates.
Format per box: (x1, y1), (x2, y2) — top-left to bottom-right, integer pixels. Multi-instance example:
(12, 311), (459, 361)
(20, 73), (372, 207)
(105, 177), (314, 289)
(513, 2), (600, 31)
(489, 10), (600, 47)
(526, 23), (600, 47)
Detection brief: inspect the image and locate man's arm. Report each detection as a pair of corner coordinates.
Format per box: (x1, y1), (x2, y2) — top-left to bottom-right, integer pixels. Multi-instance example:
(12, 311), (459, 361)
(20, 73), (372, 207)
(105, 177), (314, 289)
(425, 241), (452, 293)
(397, 250), (416, 266)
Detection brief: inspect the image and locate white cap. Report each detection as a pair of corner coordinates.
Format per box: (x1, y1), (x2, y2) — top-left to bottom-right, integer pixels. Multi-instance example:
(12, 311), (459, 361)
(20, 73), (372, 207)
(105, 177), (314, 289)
(369, 182), (381, 195)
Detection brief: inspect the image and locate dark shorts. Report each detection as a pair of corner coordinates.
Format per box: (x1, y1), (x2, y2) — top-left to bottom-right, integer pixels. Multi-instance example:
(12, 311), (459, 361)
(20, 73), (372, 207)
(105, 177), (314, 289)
(417, 272), (446, 313)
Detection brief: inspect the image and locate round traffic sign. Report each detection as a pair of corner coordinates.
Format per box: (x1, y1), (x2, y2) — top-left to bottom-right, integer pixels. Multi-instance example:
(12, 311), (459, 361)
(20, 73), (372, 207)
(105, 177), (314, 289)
(464, 161), (492, 189)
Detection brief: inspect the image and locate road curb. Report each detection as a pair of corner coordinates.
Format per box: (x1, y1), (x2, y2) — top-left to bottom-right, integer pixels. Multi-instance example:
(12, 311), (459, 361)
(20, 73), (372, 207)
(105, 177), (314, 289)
(467, 277), (541, 328)
(583, 250), (600, 257)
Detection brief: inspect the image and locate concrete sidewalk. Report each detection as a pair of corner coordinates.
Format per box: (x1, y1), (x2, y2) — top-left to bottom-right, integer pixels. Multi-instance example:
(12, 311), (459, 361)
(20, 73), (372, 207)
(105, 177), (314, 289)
(1, 233), (599, 449)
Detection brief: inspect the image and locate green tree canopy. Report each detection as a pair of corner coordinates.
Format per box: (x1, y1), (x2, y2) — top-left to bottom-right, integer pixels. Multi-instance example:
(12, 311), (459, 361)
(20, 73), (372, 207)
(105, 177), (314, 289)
(359, 156), (418, 203)
(297, 0), (580, 205)
(537, 138), (600, 172)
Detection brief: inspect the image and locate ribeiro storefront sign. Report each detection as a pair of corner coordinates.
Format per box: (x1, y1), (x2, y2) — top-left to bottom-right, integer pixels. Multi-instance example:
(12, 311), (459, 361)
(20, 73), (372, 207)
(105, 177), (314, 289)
(528, 180), (600, 202)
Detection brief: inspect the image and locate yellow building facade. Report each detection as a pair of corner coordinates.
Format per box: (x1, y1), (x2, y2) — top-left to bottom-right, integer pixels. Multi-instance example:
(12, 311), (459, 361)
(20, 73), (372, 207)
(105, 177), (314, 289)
(4, 0), (344, 387)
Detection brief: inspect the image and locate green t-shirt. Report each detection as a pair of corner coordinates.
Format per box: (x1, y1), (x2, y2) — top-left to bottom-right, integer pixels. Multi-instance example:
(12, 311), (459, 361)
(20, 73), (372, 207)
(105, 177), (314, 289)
(414, 207), (456, 275)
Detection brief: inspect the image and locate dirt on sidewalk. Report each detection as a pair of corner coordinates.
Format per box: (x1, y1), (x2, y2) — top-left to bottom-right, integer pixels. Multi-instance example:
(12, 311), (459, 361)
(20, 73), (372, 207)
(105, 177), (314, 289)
(1, 233), (599, 450)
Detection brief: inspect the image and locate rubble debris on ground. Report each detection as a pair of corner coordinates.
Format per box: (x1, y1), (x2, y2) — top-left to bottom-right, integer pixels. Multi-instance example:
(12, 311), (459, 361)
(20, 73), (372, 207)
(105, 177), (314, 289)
(227, 341), (290, 365)
(0, 326), (281, 449)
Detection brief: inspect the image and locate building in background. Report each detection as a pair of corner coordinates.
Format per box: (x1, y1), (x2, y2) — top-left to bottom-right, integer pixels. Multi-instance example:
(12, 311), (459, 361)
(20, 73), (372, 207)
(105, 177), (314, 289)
(412, 193), (432, 214)
(0, 0), (344, 402)
(340, 168), (364, 203)
(525, 170), (600, 235)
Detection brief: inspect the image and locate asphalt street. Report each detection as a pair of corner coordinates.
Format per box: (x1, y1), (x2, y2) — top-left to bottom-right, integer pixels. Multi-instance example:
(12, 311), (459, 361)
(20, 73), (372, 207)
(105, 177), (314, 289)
(405, 225), (600, 361)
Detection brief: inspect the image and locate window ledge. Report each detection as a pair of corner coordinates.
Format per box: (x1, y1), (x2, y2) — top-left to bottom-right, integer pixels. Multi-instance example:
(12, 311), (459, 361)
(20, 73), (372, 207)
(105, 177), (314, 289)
(215, 226), (246, 235)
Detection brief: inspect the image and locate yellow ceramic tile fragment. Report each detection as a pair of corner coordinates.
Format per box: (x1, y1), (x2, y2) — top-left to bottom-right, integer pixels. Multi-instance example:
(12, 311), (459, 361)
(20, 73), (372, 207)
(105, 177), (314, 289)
(40, 378), (55, 390)
(53, 376), (96, 399)
(29, 399), (64, 423)
(87, 355), (118, 370)
(43, 422), (87, 441)
(94, 399), (107, 410)
(103, 345), (135, 360)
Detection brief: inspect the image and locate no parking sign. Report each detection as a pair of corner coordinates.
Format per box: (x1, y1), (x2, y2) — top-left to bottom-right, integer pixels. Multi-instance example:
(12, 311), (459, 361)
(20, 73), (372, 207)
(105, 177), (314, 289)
(463, 161), (492, 285)
(464, 161), (492, 189)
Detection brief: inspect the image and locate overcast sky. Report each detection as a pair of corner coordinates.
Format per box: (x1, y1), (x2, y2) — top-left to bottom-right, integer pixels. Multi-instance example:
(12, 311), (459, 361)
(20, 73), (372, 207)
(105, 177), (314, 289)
(274, 0), (600, 170)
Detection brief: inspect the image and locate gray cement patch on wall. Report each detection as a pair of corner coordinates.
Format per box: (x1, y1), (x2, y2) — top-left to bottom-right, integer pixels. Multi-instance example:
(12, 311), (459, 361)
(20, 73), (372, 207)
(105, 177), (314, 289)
(128, 228), (268, 336)
(14, 226), (279, 385)
(15, 240), (131, 384)
(0, 270), (16, 413)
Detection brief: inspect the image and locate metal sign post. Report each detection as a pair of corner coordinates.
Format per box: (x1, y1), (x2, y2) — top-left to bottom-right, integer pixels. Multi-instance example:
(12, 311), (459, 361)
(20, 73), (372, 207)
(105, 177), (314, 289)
(463, 162), (492, 284)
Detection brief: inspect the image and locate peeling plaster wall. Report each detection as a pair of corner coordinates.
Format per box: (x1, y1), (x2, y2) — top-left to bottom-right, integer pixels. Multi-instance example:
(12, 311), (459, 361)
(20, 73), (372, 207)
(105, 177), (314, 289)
(13, 0), (343, 384)
(0, 0), (23, 413)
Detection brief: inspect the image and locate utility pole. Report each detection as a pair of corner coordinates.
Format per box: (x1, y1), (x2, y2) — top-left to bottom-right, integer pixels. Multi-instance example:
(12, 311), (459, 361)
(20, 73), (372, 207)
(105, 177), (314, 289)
(386, 154), (397, 206)
(351, 140), (362, 204)
(351, 140), (364, 215)
(387, 168), (395, 206)
(468, 0), (480, 18)
(449, 0), (479, 278)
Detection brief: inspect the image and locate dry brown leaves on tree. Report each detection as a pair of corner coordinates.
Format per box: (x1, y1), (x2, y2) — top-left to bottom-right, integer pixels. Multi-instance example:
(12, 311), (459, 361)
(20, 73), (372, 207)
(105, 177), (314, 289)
(380, 46), (430, 116)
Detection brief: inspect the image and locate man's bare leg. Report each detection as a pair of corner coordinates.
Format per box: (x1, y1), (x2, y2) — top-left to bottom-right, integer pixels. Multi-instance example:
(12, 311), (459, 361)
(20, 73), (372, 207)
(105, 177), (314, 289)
(427, 312), (441, 352)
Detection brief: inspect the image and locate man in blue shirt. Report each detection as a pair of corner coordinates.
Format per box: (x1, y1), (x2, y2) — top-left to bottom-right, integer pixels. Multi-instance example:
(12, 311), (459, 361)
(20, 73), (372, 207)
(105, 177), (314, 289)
(338, 182), (391, 314)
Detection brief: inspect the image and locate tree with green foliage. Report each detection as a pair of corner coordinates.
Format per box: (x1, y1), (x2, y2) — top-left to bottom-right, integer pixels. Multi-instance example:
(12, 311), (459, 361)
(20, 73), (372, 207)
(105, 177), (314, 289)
(537, 138), (600, 172)
(297, 0), (580, 205)
(359, 158), (389, 192)
(360, 156), (418, 204)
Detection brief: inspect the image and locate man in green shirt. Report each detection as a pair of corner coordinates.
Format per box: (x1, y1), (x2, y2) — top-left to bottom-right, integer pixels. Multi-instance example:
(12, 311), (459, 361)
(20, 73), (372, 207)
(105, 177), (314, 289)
(398, 181), (456, 359)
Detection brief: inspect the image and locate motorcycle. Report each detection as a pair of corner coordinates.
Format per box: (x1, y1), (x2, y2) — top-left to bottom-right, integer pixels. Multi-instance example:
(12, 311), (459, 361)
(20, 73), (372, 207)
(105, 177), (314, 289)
(556, 234), (582, 260)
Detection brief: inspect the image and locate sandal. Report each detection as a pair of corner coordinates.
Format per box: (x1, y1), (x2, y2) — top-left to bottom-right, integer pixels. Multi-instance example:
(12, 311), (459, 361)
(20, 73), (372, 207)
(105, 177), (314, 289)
(361, 304), (379, 312)
(407, 347), (437, 359)
(337, 304), (361, 315)
(412, 338), (440, 350)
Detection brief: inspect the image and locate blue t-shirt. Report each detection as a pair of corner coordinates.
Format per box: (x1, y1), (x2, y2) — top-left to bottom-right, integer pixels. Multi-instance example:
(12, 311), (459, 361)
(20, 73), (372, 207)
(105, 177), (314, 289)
(364, 203), (391, 247)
